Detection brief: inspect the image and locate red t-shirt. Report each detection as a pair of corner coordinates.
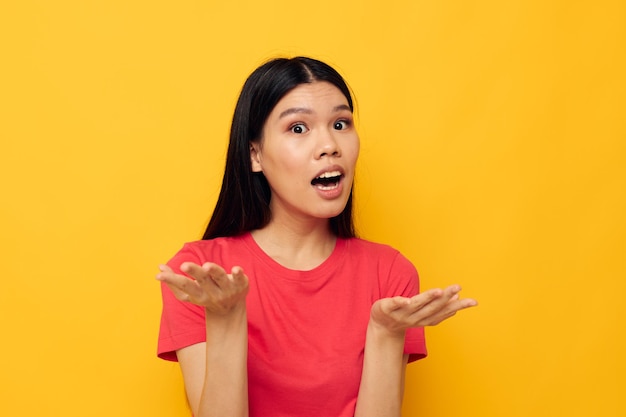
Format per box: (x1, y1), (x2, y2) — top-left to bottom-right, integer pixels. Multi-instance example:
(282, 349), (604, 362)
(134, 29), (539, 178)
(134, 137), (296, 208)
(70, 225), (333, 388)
(158, 233), (427, 417)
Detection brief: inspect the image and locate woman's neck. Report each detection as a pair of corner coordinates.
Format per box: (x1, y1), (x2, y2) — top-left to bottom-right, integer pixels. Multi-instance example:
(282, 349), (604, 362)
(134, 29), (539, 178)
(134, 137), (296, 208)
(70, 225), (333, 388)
(250, 219), (337, 271)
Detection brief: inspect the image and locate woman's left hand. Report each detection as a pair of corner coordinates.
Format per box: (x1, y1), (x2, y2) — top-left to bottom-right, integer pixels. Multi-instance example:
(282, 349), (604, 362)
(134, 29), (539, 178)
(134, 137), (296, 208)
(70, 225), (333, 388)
(370, 285), (477, 335)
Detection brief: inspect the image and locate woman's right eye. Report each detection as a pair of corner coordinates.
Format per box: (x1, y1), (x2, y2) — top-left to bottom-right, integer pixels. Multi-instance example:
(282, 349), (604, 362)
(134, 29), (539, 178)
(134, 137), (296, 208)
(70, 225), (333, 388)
(290, 123), (308, 134)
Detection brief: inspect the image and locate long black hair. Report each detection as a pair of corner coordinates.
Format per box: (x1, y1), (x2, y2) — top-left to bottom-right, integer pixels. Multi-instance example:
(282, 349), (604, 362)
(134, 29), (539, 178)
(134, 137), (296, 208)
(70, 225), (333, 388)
(202, 57), (356, 240)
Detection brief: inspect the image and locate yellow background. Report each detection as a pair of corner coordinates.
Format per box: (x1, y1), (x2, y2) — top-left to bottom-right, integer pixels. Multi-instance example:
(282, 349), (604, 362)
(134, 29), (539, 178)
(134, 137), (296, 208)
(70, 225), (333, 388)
(1, 1), (624, 416)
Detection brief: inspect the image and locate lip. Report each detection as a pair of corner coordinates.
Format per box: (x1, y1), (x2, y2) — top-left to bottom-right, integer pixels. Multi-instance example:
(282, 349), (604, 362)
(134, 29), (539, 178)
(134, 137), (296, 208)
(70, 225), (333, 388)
(311, 164), (346, 200)
(313, 177), (344, 200)
(311, 165), (345, 182)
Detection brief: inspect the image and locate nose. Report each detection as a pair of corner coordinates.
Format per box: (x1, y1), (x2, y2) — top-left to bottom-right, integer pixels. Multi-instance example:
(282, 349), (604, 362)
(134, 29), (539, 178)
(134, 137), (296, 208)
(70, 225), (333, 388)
(316, 128), (341, 159)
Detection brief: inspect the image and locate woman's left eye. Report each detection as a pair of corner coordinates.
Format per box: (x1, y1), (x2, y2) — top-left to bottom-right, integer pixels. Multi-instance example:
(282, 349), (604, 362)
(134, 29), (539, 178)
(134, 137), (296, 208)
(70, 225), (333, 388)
(290, 123), (308, 134)
(334, 120), (350, 130)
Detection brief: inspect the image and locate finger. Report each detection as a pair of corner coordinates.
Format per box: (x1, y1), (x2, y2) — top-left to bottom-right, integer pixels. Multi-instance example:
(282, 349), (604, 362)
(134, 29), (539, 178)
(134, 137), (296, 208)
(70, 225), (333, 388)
(157, 269), (205, 301)
(450, 297), (478, 311)
(430, 297), (479, 325)
(180, 262), (211, 283)
(440, 285), (477, 313)
(407, 288), (444, 310)
(158, 275), (193, 302)
(433, 293), (479, 320)
(403, 286), (465, 322)
(231, 266), (249, 287)
(231, 266), (243, 278)
(442, 284), (462, 299)
(155, 264), (178, 283)
(378, 296), (412, 315)
(204, 263), (231, 288)
(415, 285), (464, 311)
(369, 298), (407, 324)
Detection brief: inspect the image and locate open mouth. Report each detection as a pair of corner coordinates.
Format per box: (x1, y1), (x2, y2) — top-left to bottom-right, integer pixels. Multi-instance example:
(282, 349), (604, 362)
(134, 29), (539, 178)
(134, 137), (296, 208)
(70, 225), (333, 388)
(311, 170), (343, 190)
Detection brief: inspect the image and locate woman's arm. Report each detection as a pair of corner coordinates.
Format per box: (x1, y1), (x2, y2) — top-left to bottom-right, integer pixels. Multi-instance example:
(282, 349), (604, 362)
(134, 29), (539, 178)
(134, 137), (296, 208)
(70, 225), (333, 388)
(157, 262), (250, 417)
(355, 285), (477, 417)
(354, 323), (409, 417)
(177, 305), (248, 417)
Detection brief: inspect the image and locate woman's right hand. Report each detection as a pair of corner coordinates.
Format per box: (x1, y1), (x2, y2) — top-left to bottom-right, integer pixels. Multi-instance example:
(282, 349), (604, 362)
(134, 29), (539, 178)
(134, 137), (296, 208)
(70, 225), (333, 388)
(156, 262), (249, 315)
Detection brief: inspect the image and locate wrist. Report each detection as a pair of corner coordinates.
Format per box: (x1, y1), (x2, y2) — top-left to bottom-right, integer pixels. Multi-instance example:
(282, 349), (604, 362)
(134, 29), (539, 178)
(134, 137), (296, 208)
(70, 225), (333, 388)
(366, 319), (407, 345)
(205, 303), (247, 334)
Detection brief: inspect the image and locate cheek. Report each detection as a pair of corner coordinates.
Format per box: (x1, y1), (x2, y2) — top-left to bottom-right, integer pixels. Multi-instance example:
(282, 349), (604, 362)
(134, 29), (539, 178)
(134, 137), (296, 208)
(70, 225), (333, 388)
(346, 138), (360, 163)
(264, 142), (309, 170)
(262, 152), (308, 185)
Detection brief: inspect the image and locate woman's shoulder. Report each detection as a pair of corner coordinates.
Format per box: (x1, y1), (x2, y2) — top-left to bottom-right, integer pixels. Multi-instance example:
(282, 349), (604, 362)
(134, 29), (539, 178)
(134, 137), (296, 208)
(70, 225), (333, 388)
(342, 237), (419, 286)
(342, 236), (412, 266)
(169, 234), (252, 264)
(344, 236), (400, 255)
(181, 234), (248, 250)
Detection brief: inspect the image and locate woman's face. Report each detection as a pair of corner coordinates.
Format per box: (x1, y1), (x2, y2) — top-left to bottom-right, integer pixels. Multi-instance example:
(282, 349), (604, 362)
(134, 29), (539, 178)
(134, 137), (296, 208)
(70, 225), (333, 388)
(250, 81), (360, 225)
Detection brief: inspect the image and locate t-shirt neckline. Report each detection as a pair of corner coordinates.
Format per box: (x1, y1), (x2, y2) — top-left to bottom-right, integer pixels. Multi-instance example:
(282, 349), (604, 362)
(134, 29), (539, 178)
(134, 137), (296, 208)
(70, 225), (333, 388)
(241, 232), (347, 282)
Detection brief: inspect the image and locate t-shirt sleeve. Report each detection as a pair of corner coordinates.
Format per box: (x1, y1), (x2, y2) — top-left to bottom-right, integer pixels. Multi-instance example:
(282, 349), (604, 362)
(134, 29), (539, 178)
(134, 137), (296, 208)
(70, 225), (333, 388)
(384, 251), (427, 362)
(157, 243), (207, 362)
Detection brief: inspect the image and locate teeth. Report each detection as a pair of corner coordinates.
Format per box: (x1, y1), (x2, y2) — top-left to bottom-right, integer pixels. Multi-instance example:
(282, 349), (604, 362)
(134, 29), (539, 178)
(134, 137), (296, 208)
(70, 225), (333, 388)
(316, 170), (341, 179)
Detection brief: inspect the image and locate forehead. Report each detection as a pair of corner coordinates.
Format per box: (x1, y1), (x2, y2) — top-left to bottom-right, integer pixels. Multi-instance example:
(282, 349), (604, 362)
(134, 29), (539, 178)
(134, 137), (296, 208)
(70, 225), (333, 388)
(270, 81), (349, 116)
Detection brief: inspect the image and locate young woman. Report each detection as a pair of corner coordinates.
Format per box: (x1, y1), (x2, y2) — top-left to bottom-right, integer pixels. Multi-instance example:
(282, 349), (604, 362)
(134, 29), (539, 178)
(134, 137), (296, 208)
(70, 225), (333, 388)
(156, 56), (477, 417)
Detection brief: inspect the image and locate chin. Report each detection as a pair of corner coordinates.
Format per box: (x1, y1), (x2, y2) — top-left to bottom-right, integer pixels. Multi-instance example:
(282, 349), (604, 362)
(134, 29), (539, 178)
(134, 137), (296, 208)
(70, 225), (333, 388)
(314, 202), (349, 220)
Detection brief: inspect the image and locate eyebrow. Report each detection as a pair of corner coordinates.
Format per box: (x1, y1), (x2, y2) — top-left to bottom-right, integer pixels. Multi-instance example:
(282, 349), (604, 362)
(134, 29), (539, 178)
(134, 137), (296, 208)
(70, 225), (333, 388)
(278, 104), (352, 119)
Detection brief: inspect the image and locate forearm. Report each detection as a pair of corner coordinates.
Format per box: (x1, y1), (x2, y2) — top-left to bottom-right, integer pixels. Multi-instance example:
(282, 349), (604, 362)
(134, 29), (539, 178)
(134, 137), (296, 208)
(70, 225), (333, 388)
(197, 305), (249, 417)
(355, 321), (407, 417)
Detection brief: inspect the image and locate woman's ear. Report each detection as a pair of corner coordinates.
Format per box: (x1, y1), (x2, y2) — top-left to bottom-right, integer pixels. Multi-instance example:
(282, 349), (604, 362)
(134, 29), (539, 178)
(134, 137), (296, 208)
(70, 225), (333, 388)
(250, 143), (263, 172)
